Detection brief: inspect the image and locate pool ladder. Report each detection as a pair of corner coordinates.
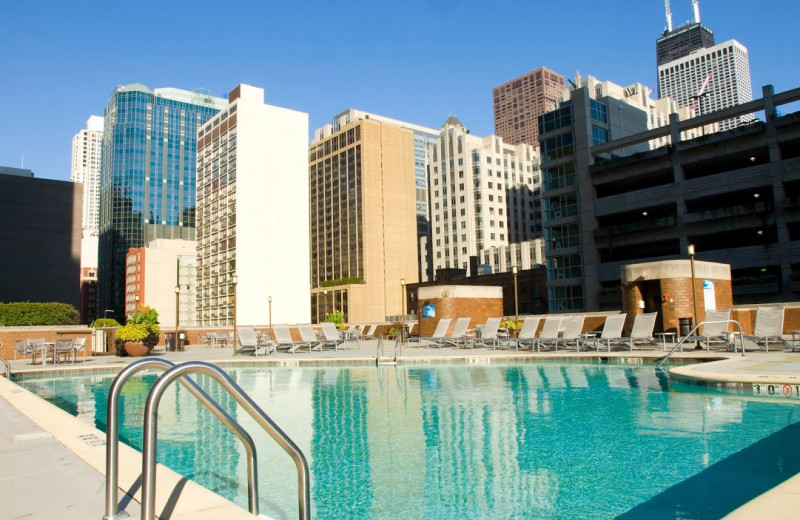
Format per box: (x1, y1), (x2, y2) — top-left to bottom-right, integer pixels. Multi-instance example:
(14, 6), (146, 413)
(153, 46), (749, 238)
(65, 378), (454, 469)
(656, 319), (745, 370)
(375, 334), (400, 365)
(102, 359), (310, 520)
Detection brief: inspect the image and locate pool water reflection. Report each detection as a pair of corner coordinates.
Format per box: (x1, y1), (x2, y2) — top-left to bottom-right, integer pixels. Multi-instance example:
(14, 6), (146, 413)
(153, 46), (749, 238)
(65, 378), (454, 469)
(17, 362), (800, 520)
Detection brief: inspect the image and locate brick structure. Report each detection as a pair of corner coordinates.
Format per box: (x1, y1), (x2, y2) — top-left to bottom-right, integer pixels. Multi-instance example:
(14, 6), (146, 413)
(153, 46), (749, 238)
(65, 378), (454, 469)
(621, 260), (732, 334)
(416, 286), (502, 337)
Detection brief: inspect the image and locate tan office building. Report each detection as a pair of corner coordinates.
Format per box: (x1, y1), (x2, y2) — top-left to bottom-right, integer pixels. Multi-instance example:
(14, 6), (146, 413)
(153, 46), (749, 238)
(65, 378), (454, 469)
(309, 116), (419, 324)
(493, 67), (565, 146)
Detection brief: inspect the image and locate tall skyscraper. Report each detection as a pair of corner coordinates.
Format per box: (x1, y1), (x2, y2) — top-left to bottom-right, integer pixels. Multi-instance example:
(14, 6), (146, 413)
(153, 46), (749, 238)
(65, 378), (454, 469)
(98, 84), (227, 318)
(309, 113), (421, 324)
(195, 84), (309, 326)
(493, 67), (565, 146)
(656, 1), (753, 130)
(427, 116), (540, 277)
(71, 115), (104, 231)
(656, 1), (714, 67)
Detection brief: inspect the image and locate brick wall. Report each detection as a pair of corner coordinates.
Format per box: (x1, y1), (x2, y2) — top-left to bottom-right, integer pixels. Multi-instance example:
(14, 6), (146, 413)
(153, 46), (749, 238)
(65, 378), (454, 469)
(417, 297), (503, 337)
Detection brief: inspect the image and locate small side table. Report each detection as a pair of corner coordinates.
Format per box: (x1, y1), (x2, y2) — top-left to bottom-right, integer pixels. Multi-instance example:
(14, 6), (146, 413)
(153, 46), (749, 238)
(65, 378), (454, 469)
(579, 332), (598, 352)
(655, 332), (677, 351)
(788, 330), (800, 352)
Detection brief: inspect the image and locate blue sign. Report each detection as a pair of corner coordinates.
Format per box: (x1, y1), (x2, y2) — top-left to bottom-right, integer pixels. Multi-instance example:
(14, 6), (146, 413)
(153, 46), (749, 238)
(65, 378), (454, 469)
(422, 304), (436, 318)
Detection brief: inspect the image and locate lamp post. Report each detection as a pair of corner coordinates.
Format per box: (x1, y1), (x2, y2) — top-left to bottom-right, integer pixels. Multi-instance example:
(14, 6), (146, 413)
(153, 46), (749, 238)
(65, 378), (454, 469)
(323, 289), (328, 323)
(400, 278), (406, 344)
(232, 274), (238, 356)
(174, 285), (180, 352)
(512, 265), (519, 326)
(268, 296), (272, 341)
(135, 294), (140, 311)
(688, 243), (699, 332)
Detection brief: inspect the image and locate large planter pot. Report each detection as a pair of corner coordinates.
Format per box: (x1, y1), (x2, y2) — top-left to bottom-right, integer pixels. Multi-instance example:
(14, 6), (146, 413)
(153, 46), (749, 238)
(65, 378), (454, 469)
(123, 341), (151, 357)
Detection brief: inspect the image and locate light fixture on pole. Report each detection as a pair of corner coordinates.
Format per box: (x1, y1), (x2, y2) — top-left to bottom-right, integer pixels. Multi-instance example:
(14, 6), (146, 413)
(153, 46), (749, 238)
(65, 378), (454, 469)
(232, 274), (238, 356)
(323, 289), (328, 322)
(512, 265), (519, 326)
(400, 278), (406, 344)
(268, 295), (273, 341)
(135, 294), (140, 311)
(688, 243), (698, 332)
(174, 285), (180, 352)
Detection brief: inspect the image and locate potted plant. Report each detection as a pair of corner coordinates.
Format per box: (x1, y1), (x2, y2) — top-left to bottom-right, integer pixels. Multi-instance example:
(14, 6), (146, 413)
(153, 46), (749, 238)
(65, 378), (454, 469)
(115, 306), (161, 356)
(500, 317), (521, 338)
(326, 309), (345, 330)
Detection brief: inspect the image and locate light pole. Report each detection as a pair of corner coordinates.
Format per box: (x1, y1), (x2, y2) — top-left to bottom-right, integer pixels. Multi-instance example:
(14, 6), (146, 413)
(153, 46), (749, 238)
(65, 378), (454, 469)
(232, 274), (238, 356)
(174, 285), (180, 351)
(323, 289), (328, 323)
(268, 296), (272, 341)
(400, 278), (406, 344)
(512, 265), (519, 326)
(135, 294), (140, 311)
(688, 244), (699, 331)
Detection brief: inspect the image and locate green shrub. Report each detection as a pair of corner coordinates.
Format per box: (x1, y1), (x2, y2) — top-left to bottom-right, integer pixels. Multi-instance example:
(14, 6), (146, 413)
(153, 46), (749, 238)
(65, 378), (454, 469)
(0, 302), (79, 326)
(93, 318), (120, 328)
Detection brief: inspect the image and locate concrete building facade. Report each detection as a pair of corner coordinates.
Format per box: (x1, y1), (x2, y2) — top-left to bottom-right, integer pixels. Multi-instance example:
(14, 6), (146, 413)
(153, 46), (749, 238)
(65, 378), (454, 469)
(309, 115), (419, 324)
(71, 115), (104, 232)
(538, 75), (693, 312)
(196, 84), (309, 326)
(427, 117), (540, 278)
(574, 84), (800, 308)
(493, 67), (565, 146)
(125, 239), (196, 328)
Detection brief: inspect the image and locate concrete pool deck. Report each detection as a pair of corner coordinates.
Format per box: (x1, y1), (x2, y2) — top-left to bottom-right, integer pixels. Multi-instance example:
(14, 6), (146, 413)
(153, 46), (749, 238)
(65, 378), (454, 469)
(2, 342), (799, 519)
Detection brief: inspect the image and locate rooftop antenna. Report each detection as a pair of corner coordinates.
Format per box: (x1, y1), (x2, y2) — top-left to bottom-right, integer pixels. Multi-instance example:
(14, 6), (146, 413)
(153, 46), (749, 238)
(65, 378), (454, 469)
(665, 0), (673, 32)
(692, 0), (700, 23)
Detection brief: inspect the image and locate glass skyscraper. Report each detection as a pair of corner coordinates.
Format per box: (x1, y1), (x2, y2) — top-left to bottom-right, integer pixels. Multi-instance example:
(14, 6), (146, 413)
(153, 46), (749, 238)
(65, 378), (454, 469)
(98, 83), (227, 319)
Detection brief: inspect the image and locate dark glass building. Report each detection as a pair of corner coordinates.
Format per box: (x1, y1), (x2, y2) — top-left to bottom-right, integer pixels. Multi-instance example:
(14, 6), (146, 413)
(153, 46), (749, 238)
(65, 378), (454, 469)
(98, 84), (226, 319)
(656, 22), (714, 67)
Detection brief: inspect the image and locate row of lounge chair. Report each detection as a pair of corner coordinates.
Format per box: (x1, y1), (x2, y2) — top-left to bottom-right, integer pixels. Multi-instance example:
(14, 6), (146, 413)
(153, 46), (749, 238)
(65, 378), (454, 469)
(236, 323), (362, 355)
(407, 306), (789, 352)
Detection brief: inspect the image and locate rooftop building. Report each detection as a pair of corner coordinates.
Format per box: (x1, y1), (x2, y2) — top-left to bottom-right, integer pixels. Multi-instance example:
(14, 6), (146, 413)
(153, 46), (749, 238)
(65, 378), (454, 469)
(493, 67), (565, 146)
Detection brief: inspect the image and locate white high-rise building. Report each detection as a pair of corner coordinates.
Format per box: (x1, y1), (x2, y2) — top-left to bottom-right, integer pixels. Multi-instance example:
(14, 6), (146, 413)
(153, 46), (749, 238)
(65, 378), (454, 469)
(196, 84), (309, 326)
(71, 115), (104, 231)
(427, 116), (540, 277)
(658, 39), (753, 130)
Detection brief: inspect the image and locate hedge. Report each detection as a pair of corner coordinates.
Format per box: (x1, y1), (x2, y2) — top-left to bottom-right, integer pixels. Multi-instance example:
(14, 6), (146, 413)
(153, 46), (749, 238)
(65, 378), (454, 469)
(0, 302), (80, 326)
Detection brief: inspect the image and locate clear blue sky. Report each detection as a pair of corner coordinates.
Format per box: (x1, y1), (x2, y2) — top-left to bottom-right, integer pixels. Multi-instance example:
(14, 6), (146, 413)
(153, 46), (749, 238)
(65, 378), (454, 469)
(1, 0), (798, 182)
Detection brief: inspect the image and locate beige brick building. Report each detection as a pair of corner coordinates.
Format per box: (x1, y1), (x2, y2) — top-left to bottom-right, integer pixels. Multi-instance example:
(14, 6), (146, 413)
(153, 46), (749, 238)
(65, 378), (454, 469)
(309, 116), (419, 323)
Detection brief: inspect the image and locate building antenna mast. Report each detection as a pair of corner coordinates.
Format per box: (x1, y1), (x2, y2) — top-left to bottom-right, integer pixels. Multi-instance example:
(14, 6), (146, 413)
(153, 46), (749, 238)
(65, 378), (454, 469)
(665, 0), (673, 32)
(692, 0), (701, 23)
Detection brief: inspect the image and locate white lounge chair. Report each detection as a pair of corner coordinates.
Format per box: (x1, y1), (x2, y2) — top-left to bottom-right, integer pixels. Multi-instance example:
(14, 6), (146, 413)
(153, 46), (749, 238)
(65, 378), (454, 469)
(237, 326), (275, 356)
(590, 314), (627, 352)
(743, 306), (786, 352)
(515, 317), (541, 351)
(445, 317), (474, 348)
(472, 317), (506, 349)
(320, 322), (351, 350)
(408, 318), (452, 348)
(272, 324), (312, 354)
(535, 316), (563, 352)
(611, 312), (658, 351)
(556, 315), (586, 351)
(682, 309), (732, 351)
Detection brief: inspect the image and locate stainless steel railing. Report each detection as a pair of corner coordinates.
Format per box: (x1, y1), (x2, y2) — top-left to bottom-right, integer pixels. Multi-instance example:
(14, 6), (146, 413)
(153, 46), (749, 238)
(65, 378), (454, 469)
(103, 359), (259, 520)
(656, 319), (745, 370)
(140, 361), (310, 520)
(0, 352), (10, 378)
(375, 334), (400, 365)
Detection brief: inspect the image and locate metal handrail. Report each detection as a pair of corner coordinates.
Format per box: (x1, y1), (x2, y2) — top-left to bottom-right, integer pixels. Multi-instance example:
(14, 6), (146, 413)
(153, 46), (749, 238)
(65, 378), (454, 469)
(103, 359), (259, 520)
(656, 319), (745, 370)
(141, 361), (310, 520)
(375, 334), (399, 364)
(0, 352), (10, 379)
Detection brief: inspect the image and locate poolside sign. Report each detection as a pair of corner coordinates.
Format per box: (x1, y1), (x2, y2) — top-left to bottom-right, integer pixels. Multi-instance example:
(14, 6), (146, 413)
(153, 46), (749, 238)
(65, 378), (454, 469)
(702, 280), (716, 310)
(753, 383), (800, 398)
(422, 304), (436, 318)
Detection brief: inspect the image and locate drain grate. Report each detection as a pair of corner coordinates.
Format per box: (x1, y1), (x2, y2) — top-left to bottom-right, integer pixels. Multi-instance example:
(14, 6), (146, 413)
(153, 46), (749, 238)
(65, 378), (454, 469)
(79, 433), (106, 447)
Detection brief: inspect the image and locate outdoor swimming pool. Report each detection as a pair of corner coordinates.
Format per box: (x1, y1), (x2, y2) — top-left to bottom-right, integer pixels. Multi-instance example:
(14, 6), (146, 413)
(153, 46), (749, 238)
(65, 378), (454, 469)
(16, 361), (800, 519)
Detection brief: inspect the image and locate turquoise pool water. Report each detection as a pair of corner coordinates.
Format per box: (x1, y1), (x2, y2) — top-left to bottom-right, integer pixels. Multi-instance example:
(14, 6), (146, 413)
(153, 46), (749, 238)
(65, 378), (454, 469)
(16, 362), (800, 519)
